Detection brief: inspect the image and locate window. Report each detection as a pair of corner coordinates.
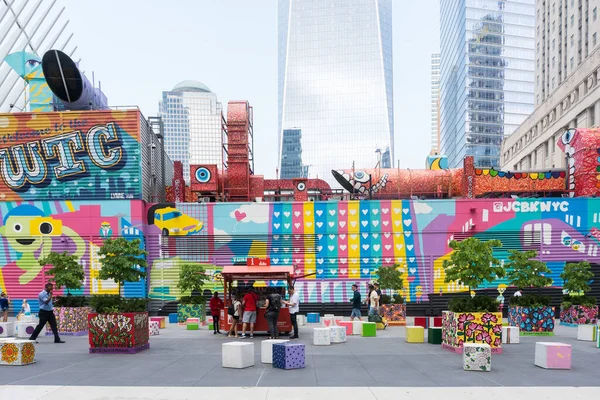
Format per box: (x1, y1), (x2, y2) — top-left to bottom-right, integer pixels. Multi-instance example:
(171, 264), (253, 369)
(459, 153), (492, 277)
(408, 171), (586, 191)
(553, 21), (556, 32)
(571, 15), (575, 26)
(595, 7), (598, 21)
(594, 33), (598, 47)
(570, 57), (575, 70)
(552, 77), (556, 89)
(553, 38), (556, 50)
(571, 34), (574, 47)
(552, 56), (556, 68)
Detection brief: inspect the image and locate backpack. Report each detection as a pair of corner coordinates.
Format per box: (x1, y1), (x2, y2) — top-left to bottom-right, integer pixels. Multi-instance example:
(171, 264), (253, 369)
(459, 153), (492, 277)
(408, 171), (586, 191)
(368, 313), (382, 323)
(228, 302), (235, 316)
(268, 294), (281, 312)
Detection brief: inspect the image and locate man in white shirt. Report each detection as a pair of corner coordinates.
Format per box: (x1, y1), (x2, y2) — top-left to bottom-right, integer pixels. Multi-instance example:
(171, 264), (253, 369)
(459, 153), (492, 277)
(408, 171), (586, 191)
(283, 286), (300, 339)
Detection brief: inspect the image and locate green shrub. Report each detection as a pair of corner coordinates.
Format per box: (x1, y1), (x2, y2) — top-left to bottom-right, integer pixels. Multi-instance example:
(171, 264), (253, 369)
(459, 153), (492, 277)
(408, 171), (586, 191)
(509, 294), (552, 307)
(393, 294), (405, 304)
(54, 296), (88, 308)
(561, 294), (597, 309)
(179, 295), (205, 305)
(448, 296), (500, 313)
(90, 295), (148, 313)
(379, 294), (392, 305)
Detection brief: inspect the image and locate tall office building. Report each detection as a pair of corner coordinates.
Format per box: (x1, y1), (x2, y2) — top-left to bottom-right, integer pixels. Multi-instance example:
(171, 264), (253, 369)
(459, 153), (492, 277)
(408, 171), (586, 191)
(278, 0), (394, 186)
(280, 128), (306, 179)
(0, 0), (80, 112)
(502, 1), (600, 171)
(439, 0), (535, 168)
(430, 53), (441, 154)
(159, 81), (225, 183)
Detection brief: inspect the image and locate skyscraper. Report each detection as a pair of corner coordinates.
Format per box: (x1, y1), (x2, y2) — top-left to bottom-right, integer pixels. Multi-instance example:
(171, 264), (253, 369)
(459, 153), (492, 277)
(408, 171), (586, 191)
(280, 128), (306, 179)
(159, 81), (225, 183)
(439, 0), (535, 168)
(430, 53), (441, 154)
(278, 0), (394, 186)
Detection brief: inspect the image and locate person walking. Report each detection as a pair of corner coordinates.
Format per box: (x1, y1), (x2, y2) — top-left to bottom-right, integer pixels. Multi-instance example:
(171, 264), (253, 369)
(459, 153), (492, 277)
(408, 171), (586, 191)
(0, 292), (9, 322)
(283, 286), (300, 339)
(228, 293), (242, 338)
(240, 288), (259, 339)
(368, 284), (379, 316)
(373, 282), (388, 328)
(350, 284), (362, 321)
(264, 291), (282, 339)
(29, 283), (65, 343)
(209, 291), (224, 334)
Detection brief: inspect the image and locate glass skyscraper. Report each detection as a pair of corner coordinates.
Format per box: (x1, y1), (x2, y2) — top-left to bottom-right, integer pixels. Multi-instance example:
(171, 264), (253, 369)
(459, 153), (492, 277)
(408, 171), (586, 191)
(439, 0), (535, 168)
(159, 81), (225, 183)
(278, 0), (394, 186)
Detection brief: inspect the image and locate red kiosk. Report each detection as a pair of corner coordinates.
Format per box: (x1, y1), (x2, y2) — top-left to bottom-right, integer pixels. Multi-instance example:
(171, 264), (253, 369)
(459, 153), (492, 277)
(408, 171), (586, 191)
(219, 262), (293, 334)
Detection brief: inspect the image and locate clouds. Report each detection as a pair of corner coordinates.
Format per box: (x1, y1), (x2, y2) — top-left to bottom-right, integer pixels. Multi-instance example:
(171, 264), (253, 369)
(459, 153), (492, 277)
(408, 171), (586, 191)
(413, 202), (432, 215)
(229, 204), (269, 224)
(213, 228), (232, 245)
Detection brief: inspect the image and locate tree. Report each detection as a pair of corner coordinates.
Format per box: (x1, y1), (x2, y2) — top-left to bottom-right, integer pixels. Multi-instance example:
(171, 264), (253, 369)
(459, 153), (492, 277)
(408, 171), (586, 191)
(178, 263), (209, 299)
(506, 250), (552, 292)
(97, 238), (148, 295)
(39, 251), (85, 294)
(443, 237), (504, 293)
(560, 261), (593, 295)
(375, 265), (404, 292)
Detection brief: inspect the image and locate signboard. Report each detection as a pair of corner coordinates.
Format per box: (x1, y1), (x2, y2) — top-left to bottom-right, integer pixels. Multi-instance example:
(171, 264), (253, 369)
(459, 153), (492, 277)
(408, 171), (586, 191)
(0, 110), (142, 201)
(247, 258), (270, 267)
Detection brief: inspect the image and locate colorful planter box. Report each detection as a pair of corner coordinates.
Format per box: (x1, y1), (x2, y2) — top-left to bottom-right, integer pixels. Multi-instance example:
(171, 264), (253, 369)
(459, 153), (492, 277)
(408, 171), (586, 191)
(273, 342), (305, 370)
(168, 313), (178, 323)
(380, 304), (406, 326)
(0, 339), (36, 365)
(177, 303), (205, 324)
(508, 306), (554, 335)
(45, 307), (92, 336)
(560, 305), (599, 326)
(535, 342), (571, 369)
(428, 327), (442, 344)
(187, 323), (199, 330)
(362, 322), (376, 337)
(88, 312), (149, 354)
(463, 343), (491, 372)
(442, 311), (502, 354)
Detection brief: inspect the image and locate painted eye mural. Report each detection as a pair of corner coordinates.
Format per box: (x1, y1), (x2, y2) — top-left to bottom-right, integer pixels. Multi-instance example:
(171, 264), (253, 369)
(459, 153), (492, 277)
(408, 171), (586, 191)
(571, 240), (585, 253)
(195, 167), (211, 183)
(561, 129), (575, 146)
(296, 182), (306, 191)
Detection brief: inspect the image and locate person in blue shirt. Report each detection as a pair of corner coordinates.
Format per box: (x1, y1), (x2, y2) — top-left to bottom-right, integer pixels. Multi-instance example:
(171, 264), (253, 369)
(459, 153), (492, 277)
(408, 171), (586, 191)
(0, 292), (9, 322)
(28, 283), (65, 343)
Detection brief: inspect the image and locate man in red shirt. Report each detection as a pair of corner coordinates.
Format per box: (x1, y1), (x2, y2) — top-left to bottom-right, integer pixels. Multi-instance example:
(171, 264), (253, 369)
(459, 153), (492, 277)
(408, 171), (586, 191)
(240, 288), (259, 339)
(209, 292), (224, 334)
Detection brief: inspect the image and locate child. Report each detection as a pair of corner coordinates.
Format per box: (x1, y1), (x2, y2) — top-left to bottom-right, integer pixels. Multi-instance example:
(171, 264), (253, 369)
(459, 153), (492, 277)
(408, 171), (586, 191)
(21, 299), (31, 316)
(0, 293), (9, 322)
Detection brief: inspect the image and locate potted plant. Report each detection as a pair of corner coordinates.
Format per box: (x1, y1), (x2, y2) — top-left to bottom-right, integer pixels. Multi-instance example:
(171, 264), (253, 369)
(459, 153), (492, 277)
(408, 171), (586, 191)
(177, 263), (209, 324)
(505, 250), (555, 335)
(38, 251), (89, 336)
(375, 265), (405, 326)
(87, 238), (149, 354)
(559, 261), (598, 326)
(441, 238), (504, 353)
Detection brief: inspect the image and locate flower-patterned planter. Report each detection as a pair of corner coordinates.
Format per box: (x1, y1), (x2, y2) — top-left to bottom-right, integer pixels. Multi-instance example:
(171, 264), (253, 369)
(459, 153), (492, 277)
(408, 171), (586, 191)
(0, 339), (36, 365)
(441, 310), (502, 354)
(177, 303), (205, 324)
(88, 312), (149, 354)
(45, 307), (92, 336)
(560, 305), (599, 327)
(508, 306), (555, 336)
(380, 304), (406, 326)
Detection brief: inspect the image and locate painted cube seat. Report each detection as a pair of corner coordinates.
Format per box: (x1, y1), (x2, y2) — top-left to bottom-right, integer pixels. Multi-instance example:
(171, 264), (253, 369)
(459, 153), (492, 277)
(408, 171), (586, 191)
(535, 342), (571, 369)
(463, 343), (491, 372)
(222, 342), (254, 369)
(273, 342), (305, 370)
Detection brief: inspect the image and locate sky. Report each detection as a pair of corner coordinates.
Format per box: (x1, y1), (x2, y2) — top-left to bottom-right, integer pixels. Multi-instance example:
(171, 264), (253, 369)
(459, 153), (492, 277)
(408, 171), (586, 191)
(61, 0), (440, 178)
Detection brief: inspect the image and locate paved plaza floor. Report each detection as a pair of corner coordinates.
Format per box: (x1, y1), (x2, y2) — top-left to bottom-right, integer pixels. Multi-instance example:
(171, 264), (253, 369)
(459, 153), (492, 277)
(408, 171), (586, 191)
(0, 323), (598, 398)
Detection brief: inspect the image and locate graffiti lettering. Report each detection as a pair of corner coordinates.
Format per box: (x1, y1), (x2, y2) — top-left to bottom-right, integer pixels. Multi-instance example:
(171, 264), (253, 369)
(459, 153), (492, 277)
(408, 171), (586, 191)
(493, 201), (569, 213)
(0, 123), (123, 190)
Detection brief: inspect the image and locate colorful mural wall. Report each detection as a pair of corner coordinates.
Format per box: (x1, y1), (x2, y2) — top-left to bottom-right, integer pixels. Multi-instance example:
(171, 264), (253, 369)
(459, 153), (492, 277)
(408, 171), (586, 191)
(0, 200), (146, 311)
(146, 198), (600, 304)
(4, 51), (53, 112)
(0, 110), (143, 201)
